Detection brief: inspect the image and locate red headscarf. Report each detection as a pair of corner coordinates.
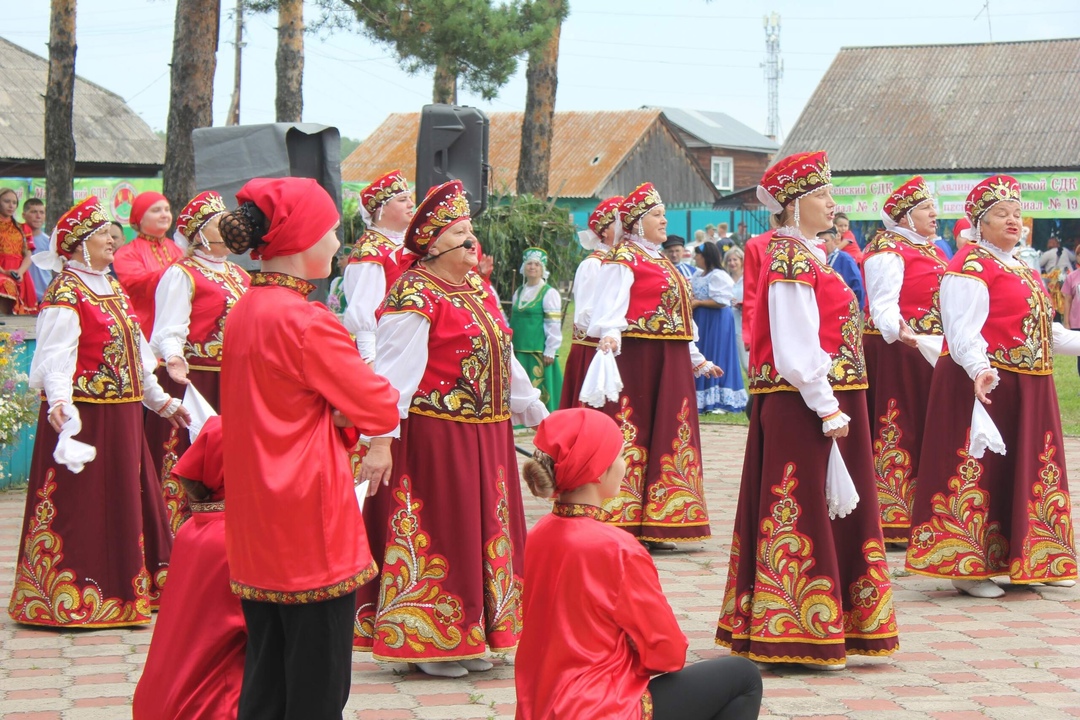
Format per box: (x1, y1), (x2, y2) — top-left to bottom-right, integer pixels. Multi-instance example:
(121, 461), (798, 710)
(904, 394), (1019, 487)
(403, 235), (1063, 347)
(236, 177), (339, 260)
(129, 191), (168, 229)
(533, 409), (624, 494)
(171, 416), (225, 501)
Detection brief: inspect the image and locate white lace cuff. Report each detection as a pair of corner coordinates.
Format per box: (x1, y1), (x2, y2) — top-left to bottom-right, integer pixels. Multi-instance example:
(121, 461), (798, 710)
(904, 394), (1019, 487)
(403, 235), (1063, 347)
(820, 411), (851, 434)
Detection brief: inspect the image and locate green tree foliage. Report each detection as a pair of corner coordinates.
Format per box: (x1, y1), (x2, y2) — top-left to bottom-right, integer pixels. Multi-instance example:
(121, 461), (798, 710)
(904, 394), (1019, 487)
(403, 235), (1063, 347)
(313, 0), (559, 101)
(471, 193), (580, 303)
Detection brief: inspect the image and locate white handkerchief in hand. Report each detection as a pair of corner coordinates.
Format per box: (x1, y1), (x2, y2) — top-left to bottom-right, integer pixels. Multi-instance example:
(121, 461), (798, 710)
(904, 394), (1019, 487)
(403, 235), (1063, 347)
(825, 439), (859, 520)
(913, 334), (944, 367)
(54, 404), (97, 474)
(355, 480), (370, 513)
(183, 383), (218, 443)
(969, 399), (1006, 459)
(579, 348), (623, 408)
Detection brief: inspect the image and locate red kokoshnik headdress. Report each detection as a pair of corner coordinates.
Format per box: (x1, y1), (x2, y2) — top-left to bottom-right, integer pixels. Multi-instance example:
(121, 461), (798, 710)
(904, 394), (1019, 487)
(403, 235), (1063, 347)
(360, 169), (410, 225)
(403, 180), (470, 258)
(619, 183), (663, 235)
(756, 151), (832, 214)
(965, 175), (1022, 225)
(178, 191), (228, 243)
(578, 195), (624, 251)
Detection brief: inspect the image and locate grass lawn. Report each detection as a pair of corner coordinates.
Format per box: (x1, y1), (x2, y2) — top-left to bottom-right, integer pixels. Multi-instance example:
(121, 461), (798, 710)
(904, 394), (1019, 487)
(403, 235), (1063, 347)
(558, 303), (1080, 436)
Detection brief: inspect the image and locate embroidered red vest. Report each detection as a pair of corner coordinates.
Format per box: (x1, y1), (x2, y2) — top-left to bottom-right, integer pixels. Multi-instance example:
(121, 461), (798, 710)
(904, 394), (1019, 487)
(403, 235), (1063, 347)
(942, 244), (1054, 375)
(175, 258), (251, 370)
(348, 228), (405, 292)
(863, 230), (948, 335)
(382, 267), (513, 423)
(41, 270), (145, 403)
(749, 234), (867, 393)
(606, 243), (694, 341)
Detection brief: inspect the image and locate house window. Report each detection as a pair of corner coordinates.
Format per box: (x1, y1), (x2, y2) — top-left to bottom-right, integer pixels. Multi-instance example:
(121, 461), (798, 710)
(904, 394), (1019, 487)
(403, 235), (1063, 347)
(710, 156), (734, 192)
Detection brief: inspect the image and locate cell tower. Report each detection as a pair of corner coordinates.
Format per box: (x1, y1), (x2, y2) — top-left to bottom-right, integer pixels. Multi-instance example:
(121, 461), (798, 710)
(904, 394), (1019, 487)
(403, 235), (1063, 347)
(762, 12), (783, 140)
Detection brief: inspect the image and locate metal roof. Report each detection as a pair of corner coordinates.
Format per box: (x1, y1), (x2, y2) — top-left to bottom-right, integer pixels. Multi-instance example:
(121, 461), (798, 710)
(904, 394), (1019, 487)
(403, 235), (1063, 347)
(342, 108), (684, 198)
(0, 36), (164, 169)
(653, 107), (779, 153)
(777, 38), (1080, 173)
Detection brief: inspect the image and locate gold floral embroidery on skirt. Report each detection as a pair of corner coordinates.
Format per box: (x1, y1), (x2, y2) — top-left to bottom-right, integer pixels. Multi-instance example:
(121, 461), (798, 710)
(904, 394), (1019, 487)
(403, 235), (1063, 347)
(482, 470), (523, 644)
(748, 464), (842, 643)
(648, 398), (709, 526)
(873, 398), (914, 534)
(907, 444), (1008, 577)
(604, 396), (648, 525)
(159, 430), (190, 536)
(8, 471), (151, 627)
(1010, 432), (1077, 581)
(843, 539), (897, 638)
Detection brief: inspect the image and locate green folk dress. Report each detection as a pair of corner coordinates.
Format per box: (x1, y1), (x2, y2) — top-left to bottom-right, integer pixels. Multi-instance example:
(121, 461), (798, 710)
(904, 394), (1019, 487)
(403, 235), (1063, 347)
(509, 282), (563, 412)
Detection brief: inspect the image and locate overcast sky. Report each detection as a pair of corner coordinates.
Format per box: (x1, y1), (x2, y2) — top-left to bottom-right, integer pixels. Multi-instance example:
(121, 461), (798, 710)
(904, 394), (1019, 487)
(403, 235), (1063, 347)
(7, 0), (1079, 145)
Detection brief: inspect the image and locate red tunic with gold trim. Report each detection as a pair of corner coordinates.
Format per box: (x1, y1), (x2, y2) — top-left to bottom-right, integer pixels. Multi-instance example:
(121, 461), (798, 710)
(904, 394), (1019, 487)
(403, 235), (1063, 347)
(0, 217), (37, 314)
(147, 256), (250, 535)
(906, 243), (1078, 583)
(133, 417), (245, 720)
(8, 268), (173, 628)
(586, 242), (711, 542)
(113, 233), (183, 338)
(516, 503), (685, 720)
(355, 267), (543, 661)
(348, 227), (406, 290)
(862, 230), (947, 541)
(717, 232), (898, 666)
(220, 272), (400, 603)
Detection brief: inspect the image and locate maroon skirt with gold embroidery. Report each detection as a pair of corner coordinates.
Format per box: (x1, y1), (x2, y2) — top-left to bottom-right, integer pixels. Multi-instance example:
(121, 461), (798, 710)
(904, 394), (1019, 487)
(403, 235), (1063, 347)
(594, 337), (710, 542)
(354, 414), (526, 661)
(145, 367), (221, 535)
(8, 401), (173, 628)
(559, 337), (597, 409)
(906, 359), (1077, 582)
(716, 390), (899, 665)
(864, 332), (937, 542)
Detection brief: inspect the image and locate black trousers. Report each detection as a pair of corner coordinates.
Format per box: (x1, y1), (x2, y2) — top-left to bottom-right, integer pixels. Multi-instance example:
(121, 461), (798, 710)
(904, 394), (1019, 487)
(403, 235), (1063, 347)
(651, 656), (763, 720)
(238, 591), (357, 720)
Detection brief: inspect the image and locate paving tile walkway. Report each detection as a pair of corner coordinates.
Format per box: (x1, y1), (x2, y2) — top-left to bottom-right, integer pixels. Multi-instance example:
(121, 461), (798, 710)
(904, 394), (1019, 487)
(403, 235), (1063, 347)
(1, 424), (1079, 719)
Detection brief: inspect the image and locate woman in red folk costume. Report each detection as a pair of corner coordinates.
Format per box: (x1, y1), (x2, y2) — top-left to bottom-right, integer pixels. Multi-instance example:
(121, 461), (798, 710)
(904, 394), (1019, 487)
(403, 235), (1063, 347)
(716, 152), (898, 669)
(516, 409), (763, 720)
(218, 178), (400, 719)
(113, 191), (183, 336)
(8, 197), (190, 629)
(149, 191), (250, 532)
(343, 169), (415, 363)
(355, 180), (548, 678)
(559, 195), (622, 409)
(133, 416), (247, 720)
(587, 183), (719, 549)
(862, 176), (948, 543)
(906, 176), (1080, 598)
(0, 187), (37, 315)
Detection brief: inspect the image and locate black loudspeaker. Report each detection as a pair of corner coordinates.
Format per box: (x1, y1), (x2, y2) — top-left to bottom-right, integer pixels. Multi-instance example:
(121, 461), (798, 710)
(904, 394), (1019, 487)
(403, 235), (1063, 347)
(416, 105), (489, 217)
(191, 123), (342, 293)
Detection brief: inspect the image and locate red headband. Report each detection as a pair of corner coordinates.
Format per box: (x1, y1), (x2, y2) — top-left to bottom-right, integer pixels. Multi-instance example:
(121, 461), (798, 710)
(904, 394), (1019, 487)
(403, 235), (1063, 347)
(533, 409), (624, 495)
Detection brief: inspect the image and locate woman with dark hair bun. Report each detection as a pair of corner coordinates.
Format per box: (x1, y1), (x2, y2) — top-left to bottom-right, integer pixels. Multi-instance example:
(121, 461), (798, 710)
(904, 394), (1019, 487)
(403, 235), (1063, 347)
(218, 177), (400, 719)
(691, 242), (747, 414)
(516, 408), (763, 720)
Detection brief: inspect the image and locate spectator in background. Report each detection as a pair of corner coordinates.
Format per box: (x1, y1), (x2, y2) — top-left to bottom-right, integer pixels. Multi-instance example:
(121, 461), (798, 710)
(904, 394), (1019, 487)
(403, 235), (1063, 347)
(733, 221), (750, 244)
(704, 224), (718, 243)
(953, 217), (973, 250)
(662, 235), (697, 279)
(1062, 261), (1080, 377)
(23, 198), (52, 303)
(108, 221), (127, 247)
(717, 222), (730, 240)
(1039, 234), (1075, 321)
(694, 229), (707, 245)
(933, 231), (955, 260)
(725, 247), (748, 374)
(0, 188), (36, 314)
(822, 225), (865, 308)
(834, 212), (864, 265)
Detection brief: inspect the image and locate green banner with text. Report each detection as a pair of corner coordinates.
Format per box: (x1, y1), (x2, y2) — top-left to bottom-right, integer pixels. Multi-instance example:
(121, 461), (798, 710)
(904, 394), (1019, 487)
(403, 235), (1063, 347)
(832, 172), (1080, 221)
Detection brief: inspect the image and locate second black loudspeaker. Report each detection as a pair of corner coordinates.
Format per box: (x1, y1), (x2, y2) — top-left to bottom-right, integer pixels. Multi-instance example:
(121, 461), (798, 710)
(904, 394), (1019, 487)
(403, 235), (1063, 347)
(415, 105), (489, 217)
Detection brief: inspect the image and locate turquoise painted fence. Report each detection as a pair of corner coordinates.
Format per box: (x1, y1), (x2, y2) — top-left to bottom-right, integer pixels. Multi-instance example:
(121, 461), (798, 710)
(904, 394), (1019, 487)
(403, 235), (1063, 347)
(0, 338), (36, 490)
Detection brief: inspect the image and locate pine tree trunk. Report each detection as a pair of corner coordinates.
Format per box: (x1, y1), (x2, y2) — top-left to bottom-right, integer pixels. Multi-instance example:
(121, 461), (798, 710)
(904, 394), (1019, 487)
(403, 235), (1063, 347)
(516, 1), (562, 198)
(45, 0), (77, 229)
(163, 0), (220, 224)
(276, 0), (304, 122)
(433, 58), (457, 104)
